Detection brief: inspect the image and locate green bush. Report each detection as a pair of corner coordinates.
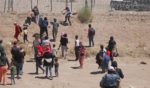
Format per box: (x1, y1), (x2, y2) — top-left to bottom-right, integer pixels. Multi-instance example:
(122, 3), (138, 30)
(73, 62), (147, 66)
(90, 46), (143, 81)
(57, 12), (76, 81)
(78, 6), (92, 23)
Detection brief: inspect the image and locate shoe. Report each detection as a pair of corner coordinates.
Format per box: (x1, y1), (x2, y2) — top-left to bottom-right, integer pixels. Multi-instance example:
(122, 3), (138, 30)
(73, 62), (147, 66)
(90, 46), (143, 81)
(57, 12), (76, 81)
(49, 77), (53, 80)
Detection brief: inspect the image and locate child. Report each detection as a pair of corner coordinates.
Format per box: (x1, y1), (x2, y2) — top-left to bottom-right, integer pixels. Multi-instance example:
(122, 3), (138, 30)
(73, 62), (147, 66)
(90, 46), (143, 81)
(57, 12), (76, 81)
(79, 42), (85, 68)
(52, 44), (57, 58)
(23, 24), (29, 43)
(10, 61), (16, 85)
(54, 58), (59, 77)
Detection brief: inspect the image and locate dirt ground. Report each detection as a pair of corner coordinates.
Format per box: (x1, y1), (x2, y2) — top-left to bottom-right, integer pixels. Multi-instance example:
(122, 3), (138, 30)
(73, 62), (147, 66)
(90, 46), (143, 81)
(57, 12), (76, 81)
(0, 0), (150, 88)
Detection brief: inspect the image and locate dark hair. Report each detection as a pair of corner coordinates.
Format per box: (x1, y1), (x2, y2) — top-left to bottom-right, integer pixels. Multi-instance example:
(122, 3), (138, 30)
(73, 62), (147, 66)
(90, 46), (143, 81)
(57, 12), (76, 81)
(110, 36), (114, 40)
(44, 17), (47, 20)
(64, 34), (67, 37)
(53, 44), (56, 47)
(0, 40), (3, 44)
(45, 36), (48, 40)
(100, 45), (104, 50)
(88, 24), (91, 28)
(54, 18), (57, 22)
(55, 58), (58, 62)
(75, 35), (78, 39)
(112, 61), (118, 68)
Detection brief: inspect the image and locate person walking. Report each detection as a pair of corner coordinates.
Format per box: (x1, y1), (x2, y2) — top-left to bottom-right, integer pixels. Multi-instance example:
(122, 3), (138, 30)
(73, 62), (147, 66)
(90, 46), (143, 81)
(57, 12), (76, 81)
(79, 42), (85, 68)
(59, 33), (68, 59)
(74, 35), (80, 61)
(50, 18), (59, 41)
(35, 44), (45, 74)
(0, 40), (9, 85)
(87, 24), (95, 47)
(43, 17), (49, 37)
(14, 23), (22, 41)
(11, 41), (22, 79)
(63, 7), (72, 26)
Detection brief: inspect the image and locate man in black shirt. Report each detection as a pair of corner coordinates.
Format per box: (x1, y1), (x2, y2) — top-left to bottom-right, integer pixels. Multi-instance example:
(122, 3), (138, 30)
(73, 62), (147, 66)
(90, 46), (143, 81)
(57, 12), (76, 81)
(59, 34), (68, 58)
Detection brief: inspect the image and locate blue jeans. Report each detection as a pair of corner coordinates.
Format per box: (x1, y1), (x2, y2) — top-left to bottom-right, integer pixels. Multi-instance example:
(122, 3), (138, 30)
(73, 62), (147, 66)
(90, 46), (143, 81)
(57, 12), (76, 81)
(45, 65), (53, 78)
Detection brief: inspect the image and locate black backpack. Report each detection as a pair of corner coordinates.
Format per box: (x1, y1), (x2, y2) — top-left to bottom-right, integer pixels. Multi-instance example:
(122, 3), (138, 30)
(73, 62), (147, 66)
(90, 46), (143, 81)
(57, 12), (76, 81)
(11, 46), (20, 58)
(0, 56), (7, 66)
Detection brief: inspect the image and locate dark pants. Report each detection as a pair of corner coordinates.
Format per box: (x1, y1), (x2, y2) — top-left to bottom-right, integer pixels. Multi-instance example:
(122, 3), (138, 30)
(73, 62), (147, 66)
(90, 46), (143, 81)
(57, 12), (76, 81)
(64, 16), (71, 25)
(103, 86), (117, 88)
(52, 30), (58, 40)
(23, 34), (28, 43)
(36, 57), (44, 74)
(88, 36), (94, 47)
(75, 46), (80, 61)
(43, 27), (48, 37)
(16, 63), (22, 76)
(55, 67), (59, 77)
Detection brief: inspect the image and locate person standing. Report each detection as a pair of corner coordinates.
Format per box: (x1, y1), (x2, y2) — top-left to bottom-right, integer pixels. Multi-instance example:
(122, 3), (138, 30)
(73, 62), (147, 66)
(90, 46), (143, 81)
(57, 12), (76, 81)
(11, 41), (22, 79)
(87, 24), (95, 47)
(50, 18), (59, 41)
(14, 23), (22, 41)
(0, 40), (9, 85)
(107, 36), (117, 61)
(43, 17), (49, 37)
(23, 24), (29, 43)
(79, 42), (85, 69)
(32, 6), (39, 23)
(59, 33), (68, 59)
(10, 61), (16, 85)
(74, 35), (80, 61)
(43, 52), (54, 80)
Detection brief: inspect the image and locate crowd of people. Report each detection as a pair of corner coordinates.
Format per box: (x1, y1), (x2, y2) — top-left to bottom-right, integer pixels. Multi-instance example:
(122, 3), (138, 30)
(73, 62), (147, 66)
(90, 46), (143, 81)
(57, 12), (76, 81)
(0, 6), (124, 88)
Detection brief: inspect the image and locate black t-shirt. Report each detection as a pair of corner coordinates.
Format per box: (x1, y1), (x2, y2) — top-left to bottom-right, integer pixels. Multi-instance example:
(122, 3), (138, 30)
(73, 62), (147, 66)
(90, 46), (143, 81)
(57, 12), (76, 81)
(60, 37), (68, 46)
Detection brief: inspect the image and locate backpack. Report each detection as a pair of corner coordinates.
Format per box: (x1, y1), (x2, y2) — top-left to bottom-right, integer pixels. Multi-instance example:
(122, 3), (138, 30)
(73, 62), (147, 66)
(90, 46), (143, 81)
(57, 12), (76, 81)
(0, 56), (7, 66)
(11, 46), (20, 58)
(89, 28), (95, 36)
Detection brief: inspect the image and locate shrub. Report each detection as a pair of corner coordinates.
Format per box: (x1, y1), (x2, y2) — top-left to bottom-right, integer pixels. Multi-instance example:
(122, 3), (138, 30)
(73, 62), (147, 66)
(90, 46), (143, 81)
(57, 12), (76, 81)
(78, 6), (92, 23)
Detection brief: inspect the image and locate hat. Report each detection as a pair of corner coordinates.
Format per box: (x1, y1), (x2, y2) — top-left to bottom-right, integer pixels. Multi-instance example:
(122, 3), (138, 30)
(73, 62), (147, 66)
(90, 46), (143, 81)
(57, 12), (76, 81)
(108, 66), (115, 71)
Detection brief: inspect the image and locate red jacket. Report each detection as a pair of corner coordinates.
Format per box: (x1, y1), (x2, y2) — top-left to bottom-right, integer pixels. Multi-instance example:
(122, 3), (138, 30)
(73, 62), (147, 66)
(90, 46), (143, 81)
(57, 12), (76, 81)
(36, 45), (44, 58)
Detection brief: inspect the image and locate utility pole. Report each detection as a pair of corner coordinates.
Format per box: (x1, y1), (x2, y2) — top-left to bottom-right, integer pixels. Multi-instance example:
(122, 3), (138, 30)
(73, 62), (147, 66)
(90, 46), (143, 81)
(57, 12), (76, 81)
(31, 0), (33, 10)
(50, 0), (52, 11)
(66, 0), (68, 7)
(37, 0), (39, 6)
(71, 0), (73, 11)
(4, 0), (7, 12)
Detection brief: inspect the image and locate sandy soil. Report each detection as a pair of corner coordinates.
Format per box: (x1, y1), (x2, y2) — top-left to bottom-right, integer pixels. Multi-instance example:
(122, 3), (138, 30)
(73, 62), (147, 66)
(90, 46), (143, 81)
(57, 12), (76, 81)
(0, 0), (150, 88)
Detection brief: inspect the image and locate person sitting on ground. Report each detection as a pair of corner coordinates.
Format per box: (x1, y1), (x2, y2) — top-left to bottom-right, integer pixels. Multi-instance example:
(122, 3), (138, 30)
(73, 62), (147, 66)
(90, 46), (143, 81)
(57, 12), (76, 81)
(50, 18), (59, 41)
(100, 66), (120, 88)
(74, 35), (80, 61)
(87, 24), (95, 47)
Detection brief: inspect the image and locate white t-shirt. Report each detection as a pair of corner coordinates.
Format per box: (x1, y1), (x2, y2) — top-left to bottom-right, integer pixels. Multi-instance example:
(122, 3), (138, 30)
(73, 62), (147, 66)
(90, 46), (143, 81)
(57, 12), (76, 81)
(75, 39), (80, 47)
